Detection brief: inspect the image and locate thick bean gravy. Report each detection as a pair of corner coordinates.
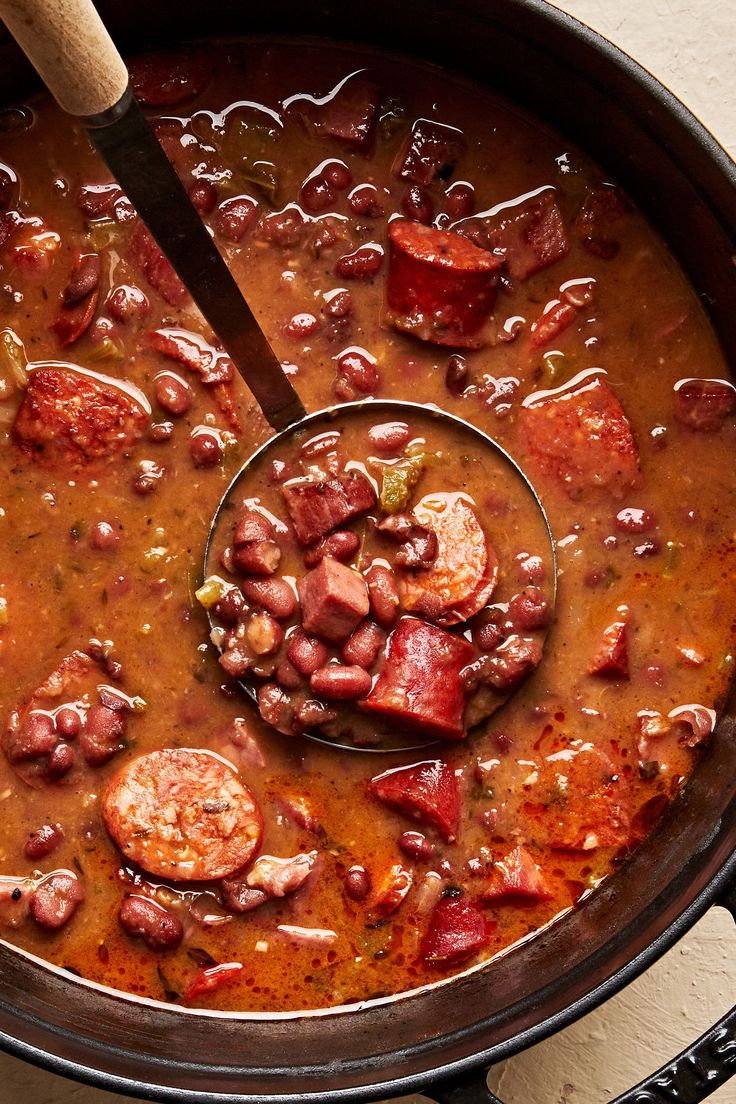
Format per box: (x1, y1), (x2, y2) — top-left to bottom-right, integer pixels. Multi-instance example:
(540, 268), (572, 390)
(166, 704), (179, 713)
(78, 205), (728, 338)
(0, 40), (734, 1012)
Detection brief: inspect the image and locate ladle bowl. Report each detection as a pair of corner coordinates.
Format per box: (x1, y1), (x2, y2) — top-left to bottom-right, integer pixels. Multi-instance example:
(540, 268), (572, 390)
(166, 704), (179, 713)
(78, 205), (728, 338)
(203, 398), (558, 752)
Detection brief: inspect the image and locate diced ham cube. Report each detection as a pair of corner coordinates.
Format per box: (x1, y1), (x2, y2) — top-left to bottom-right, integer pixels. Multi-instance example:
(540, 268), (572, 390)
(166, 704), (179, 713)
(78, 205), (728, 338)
(385, 220), (501, 348)
(368, 759), (461, 841)
(480, 845), (552, 904)
(520, 376), (639, 499)
(393, 118), (466, 187)
(362, 618), (474, 740)
(589, 620), (629, 678)
(461, 189), (568, 281)
(421, 897), (490, 964)
(282, 471), (376, 546)
(573, 183), (630, 260)
(285, 74), (379, 152)
(674, 378), (736, 431)
(298, 557), (370, 644)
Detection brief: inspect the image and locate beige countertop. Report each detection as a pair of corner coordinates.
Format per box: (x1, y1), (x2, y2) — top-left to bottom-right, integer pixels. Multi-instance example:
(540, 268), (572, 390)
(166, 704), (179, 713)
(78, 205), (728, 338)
(1, 1), (734, 1102)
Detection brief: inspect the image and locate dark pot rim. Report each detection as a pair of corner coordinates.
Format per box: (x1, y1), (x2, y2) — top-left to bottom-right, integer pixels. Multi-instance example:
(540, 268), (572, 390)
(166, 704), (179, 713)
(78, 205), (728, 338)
(0, 1), (735, 1101)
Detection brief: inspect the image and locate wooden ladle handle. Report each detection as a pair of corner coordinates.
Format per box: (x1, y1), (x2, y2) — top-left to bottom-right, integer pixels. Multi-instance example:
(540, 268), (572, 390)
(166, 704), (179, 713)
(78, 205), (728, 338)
(0, 0), (128, 118)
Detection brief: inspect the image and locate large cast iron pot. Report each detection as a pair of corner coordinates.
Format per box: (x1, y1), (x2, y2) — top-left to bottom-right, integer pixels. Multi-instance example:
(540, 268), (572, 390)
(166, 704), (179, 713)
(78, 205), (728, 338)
(0, 2), (734, 1101)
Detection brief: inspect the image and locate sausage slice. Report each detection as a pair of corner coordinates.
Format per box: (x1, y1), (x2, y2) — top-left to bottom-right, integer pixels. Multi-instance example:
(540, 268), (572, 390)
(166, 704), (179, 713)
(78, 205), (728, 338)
(102, 749), (262, 881)
(399, 493), (497, 625)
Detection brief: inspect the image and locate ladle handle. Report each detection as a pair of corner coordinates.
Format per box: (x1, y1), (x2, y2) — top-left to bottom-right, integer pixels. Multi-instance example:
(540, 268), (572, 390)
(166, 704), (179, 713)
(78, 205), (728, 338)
(0, 0), (127, 118)
(0, 0), (307, 431)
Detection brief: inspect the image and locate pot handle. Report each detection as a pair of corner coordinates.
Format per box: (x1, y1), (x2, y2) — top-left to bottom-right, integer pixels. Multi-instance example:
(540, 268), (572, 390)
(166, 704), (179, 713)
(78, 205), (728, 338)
(428, 893), (736, 1104)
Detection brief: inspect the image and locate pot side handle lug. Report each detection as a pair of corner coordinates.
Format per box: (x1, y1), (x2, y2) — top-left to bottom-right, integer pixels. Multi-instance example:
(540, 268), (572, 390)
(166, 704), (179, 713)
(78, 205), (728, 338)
(428, 902), (736, 1104)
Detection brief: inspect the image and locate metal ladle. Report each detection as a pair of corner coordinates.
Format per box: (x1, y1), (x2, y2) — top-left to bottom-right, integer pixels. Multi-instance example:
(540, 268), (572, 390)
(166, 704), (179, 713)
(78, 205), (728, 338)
(2, 0), (557, 752)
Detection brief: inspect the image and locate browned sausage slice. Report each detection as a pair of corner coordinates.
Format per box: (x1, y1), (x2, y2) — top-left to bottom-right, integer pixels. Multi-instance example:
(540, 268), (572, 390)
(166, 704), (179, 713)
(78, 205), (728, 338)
(102, 749), (262, 881)
(399, 493), (497, 625)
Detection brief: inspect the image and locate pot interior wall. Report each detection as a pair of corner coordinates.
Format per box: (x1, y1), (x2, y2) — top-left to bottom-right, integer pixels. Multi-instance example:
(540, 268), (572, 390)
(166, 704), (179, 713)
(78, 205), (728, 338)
(0, 2), (735, 1100)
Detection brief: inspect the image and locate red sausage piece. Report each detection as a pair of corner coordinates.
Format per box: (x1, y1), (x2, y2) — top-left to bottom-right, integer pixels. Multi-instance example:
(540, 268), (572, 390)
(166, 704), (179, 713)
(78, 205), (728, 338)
(589, 620), (629, 678)
(421, 897), (489, 964)
(369, 759), (461, 841)
(362, 618), (474, 740)
(520, 377), (639, 499)
(480, 845), (552, 904)
(102, 749), (263, 881)
(385, 220), (501, 348)
(13, 368), (147, 465)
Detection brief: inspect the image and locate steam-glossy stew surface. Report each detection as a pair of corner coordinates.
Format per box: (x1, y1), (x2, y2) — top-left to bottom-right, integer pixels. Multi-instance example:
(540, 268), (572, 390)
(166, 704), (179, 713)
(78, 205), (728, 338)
(0, 40), (734, 1012)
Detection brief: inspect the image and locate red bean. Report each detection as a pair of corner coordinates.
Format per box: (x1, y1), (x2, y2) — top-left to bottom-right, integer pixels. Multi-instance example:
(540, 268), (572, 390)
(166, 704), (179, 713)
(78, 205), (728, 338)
(30, 872), (84, 930)
(246, 612), (283, 656)
(24, 823), (64, 860)
(401, 184), (434, 224)
(474, 620), (504, 653)
(215, 195), (259, 242)
(288, 628), (329, 676)
(615, 507), (656, 534)
(295, 699), (338, 730)
(90, 520), (120, 551)
(342, 621), (384, 669)
(119, 894), (183, 950)
(241, 577), (296, 620)
(213, 585), (246, 625)
(257, 682), (293, 733)
(300, 175), (336, 213)
(336, 349), (380, 395)
(189, 179), (217, 215)
(515, 554), (546, 585)
(133, 460), (164, 495)
(80, 704), (127, 767)
(322, 289), (353, 318)
(444, 181), (475, 221)
(47, 743), (74, 778)
(232, 540), (282, 576)
(335, 244), (384, 280)
(368, 421), (411, 454)
(398, 831), (435, 861)
(234, 510), (275, 545)
(55, 707), (81, 739)
(304, 530), (360, 568)
(484, 637), (542, 690)
(446, 353), (469, 395)
(154, 372), (192, 417)
(107, 284), (150, 324)
(148, 421), (174, 443)
(6, 713), (56, 763)
(364, 564), (400, 628)
(348, 184), (384, 217)
(190, 429), (222, 468)
(507, 587), (549, 631)
(276, 658), (304, 690)
(323, 161), (352, 189)
(282, 312), (320, 340)
(258, 207), (308, 248)
(344, 865), (371, 901)
(310, 664), (372, 700)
